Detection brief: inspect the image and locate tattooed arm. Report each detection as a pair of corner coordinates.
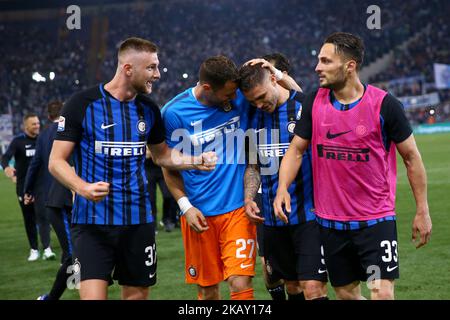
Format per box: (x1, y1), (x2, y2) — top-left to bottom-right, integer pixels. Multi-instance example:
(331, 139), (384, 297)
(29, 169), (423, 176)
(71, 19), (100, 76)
(244, 164), (264, 224)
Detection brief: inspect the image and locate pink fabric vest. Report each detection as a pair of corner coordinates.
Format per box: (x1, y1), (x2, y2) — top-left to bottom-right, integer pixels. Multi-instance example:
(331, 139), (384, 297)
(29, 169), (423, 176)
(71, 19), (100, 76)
(311, 85), (397, 221)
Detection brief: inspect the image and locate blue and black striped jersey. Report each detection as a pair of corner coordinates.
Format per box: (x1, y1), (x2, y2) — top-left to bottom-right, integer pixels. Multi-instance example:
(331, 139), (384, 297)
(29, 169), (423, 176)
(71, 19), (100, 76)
(55, 84), (165, 225)
(250, 90), (315, 226)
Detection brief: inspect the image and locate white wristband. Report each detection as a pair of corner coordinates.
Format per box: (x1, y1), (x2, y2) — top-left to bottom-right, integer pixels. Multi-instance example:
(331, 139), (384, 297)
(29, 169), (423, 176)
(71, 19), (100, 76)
(274, 68), (283, 81)
(177, 196), (193, 215)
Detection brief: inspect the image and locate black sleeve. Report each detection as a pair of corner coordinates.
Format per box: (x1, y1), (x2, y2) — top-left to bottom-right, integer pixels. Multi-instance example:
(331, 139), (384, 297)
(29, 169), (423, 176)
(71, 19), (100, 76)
(294, 90), (317, 140)
(23, 135), (43, 194)
(380, 94), (413, 144)
(147, 104), (166, 145)
(1, 137), (17, 169)
(55, 92), (87, 143)
(292, 90), (306, 103)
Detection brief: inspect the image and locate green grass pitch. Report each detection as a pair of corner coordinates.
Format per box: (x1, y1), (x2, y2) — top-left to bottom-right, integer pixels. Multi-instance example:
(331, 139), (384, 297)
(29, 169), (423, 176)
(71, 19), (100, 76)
(0, 133), (449, 299)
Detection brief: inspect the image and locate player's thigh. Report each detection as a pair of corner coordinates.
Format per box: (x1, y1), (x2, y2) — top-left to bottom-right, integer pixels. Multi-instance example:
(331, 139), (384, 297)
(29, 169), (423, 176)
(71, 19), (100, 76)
(71, 224), (115, 283)
(263, 225), (296, 282)
(295, 221), (328, 283)
(79, 279), (109, 300)
(221, 207), (257, 280)
(319, 225), (366, 288)
(354, 220), (399, 282)
(114, 223), (157, 288)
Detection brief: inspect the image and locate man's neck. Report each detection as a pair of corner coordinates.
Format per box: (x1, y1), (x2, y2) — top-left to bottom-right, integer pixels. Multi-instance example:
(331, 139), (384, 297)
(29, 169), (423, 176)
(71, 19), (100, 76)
(193, 84), (211, 106)
(276, 85), (290, 108)
(332, 77), (364, 104)
(104, 76), (137, 102)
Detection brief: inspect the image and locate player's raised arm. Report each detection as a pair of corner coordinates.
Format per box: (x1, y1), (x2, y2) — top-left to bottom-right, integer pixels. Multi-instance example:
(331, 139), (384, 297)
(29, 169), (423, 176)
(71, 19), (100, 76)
(148, 141), (217, 171)
(49, 140), (109, 202)
(274, 135), (310, 223)
(396, 134), (432, 248)
(162, 168), (209, 233)
(244, 58), (302, 92)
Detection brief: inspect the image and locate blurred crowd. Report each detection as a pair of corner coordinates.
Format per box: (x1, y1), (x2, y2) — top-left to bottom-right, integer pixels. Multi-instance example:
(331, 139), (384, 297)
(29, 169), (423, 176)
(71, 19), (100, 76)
(0, 0), (448, 133)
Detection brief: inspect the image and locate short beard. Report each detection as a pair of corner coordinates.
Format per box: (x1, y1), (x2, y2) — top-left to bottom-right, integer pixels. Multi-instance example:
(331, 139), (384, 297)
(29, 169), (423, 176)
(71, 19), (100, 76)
(132, 79), (150, 95)
(320, 68), (346, 91)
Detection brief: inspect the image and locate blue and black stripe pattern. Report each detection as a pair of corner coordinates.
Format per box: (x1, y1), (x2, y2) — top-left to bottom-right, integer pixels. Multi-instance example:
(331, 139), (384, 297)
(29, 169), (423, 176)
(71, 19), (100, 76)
(316, 215), (396, 230)
(252, 91), (315, 227)
(72, 84), (154, 225)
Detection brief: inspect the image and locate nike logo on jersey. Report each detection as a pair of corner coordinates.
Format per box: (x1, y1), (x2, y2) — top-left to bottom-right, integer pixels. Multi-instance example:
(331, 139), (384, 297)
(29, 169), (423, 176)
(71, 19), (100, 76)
(101, 123), (116, 129)
(386, 265), (398, 272)
(25, 144), (32, 148)
(190, 120), (202, 126)
(318, 269), (327, 274)
(240, 263), (253, 269)
(149, 272), (156, 279)
(326, 129), (352, 139)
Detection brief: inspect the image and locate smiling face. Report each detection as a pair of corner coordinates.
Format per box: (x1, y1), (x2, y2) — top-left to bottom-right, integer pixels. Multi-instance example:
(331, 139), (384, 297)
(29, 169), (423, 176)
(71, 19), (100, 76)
(23, 116), (40, 137)
(128, 51), (161, 95)
(315, 43), (349, 90)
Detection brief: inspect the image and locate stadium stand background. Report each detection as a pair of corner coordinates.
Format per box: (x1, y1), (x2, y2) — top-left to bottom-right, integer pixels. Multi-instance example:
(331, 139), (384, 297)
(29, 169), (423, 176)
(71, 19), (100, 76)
(0, 0), (448, 136)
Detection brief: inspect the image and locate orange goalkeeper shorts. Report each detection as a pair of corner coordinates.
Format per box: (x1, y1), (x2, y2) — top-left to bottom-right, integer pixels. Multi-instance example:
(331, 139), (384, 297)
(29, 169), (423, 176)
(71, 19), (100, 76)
(181, 206), (257, 287)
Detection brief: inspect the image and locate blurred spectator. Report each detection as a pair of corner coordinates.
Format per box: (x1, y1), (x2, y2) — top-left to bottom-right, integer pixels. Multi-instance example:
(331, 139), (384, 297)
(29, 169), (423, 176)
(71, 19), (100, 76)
(1, 0), (448, 133)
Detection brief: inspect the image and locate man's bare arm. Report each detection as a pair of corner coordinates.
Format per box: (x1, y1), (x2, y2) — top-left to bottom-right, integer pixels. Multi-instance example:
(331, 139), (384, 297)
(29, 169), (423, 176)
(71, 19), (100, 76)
(244, 164), (261, 201)
(396, 134), (432, 248)
(149, 142), (216, 171)
(49, 140), (109, 202)
(245, 58), (302, 92)
(162, 168), (209, 233)
(244, 164), (264, 224)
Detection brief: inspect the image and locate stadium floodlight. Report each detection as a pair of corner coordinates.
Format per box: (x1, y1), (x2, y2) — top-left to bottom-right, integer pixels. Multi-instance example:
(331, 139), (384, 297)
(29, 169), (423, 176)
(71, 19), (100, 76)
(182, 73), (188, 79)
(430, 109), (435, 115)
(163, 68), (168, 73)
(32, 72), (46, 82)
(49, 72), (55, 80)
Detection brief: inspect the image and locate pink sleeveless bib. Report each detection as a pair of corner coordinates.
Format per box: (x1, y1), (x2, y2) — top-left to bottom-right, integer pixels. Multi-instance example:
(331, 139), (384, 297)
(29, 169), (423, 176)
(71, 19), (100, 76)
(311, 85), (396, 221)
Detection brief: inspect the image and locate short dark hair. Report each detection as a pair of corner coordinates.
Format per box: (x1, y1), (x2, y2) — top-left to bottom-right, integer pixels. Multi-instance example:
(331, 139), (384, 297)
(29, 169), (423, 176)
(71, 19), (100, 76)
(238, 64), (270, 92)
(118, 37), (159, 56)
(324, 32), (365, 70)
(47, 101), (63, 121)
(23, 113), (38, 122)
(262, 53), (291, 73)
(199, 56), (239, 90)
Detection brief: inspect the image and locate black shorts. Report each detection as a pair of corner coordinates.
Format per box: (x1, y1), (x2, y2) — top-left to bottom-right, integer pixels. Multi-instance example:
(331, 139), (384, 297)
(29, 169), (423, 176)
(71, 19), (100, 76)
(319, 220), (399, 287)
(71, 223), (157, 287)
(263, 221), (328, 283)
